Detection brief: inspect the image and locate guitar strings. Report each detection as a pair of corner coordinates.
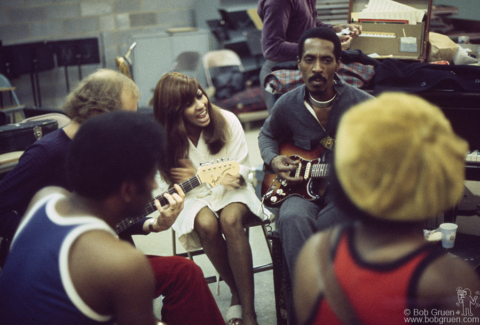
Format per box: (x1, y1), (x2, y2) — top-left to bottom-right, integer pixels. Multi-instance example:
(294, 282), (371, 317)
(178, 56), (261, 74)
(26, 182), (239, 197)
(116, 160), (239, 233)
(116, 177), (201, 233)
(144, 177), (201, 214)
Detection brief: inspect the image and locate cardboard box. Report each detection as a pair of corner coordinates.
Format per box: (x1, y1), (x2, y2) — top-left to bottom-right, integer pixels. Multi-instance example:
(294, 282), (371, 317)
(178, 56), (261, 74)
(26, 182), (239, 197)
(348, 0), (432, 61)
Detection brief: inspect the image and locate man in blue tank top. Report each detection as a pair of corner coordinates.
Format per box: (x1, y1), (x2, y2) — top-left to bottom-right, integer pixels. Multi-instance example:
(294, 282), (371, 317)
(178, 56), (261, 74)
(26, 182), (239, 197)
(0, 112), (182, 324)
(0, 69), (225, 325)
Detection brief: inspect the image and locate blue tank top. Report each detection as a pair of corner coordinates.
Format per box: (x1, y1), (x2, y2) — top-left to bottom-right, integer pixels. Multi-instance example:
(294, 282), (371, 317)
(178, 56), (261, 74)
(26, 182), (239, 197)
(0, 193), (117, 325)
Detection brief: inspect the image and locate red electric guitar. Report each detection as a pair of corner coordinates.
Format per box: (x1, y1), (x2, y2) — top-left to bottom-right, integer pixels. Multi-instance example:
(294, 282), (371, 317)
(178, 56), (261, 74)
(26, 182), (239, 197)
(261, 143), (330, 208)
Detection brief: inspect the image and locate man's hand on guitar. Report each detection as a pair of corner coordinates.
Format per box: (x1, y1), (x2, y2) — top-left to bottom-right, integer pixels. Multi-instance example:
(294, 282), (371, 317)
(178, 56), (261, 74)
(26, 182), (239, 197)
(220, 173), (246, 191)
(271, 155), (303, 183)
(170, 159), (196, 183)
(150, 184), (185, 232)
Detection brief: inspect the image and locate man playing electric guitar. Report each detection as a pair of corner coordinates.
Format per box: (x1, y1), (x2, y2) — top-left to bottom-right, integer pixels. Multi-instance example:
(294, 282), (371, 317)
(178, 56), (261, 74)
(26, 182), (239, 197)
(258, 27), (373, 324)
(261, 142), (330, 208)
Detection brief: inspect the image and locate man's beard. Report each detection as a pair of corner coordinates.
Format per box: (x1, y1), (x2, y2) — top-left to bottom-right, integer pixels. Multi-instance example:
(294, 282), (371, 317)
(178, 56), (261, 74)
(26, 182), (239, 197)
(309, 88), (327, 97)
(308, 73), (328, 97)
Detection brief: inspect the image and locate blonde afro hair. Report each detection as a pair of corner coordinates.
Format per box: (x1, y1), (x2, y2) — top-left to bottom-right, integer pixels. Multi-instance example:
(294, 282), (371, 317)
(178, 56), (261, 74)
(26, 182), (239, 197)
(335, 92), (468, 221)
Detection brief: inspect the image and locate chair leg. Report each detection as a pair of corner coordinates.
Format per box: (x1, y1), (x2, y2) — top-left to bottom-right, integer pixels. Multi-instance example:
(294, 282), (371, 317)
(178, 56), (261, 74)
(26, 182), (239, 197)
(171, 228), (177, 256)
(172, 228), (194, 260)
(269, 231), (288, 325)
(262, 223), (273, 258)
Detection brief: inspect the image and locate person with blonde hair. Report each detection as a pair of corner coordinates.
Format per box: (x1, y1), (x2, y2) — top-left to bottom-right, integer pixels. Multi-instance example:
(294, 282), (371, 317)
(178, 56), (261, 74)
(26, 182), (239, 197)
(294, 92), (480, 325)
(0, 111), (165, 325)
(153, 72), (269, 325)
(63, 68), (139, 123)
(0, 69), (225, 325)
(0, 69), (139, 265)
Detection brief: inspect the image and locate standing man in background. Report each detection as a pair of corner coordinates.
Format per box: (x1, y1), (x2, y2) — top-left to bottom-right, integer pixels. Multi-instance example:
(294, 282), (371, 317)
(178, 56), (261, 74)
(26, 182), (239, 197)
(258, 0), (362, 110)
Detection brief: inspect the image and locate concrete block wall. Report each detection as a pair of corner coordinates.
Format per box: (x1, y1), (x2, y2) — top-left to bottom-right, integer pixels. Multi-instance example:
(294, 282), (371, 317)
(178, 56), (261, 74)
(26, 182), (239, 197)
(435, 0), (480, 21)
(0, 0), (196, 109)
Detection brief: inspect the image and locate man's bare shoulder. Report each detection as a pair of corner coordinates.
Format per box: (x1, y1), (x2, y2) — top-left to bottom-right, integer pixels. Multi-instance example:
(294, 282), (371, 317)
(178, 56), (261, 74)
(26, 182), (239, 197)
(27, 186), (69, 208)
(416, 252), (480, 310)
(69, 230), (155, 322)
(20, 186), (70, 224)
(294, 231), (326, 325)
(70, 230), (151, 280)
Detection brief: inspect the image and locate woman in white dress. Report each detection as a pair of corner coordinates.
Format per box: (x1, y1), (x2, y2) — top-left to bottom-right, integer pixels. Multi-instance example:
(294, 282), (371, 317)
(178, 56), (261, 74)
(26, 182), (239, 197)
(152, 72), (268, 325)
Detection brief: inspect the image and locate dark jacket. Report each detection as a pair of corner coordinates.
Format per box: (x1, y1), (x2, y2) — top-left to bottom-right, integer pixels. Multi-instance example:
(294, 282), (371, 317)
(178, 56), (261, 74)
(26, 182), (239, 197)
(373, 59), (480, 95)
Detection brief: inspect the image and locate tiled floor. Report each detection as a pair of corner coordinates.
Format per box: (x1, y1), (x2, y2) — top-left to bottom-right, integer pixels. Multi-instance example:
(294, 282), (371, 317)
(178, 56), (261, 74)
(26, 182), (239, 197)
(133, 124), (279, 324)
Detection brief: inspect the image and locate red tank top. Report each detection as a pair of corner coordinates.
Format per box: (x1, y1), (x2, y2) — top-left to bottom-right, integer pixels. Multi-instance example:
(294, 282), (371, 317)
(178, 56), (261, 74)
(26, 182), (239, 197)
(309, 227), (444, 325)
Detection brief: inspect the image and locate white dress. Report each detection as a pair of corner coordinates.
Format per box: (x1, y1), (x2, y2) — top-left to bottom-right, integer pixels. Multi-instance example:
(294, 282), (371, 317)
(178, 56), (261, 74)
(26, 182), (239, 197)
(162, 109), (268, 251)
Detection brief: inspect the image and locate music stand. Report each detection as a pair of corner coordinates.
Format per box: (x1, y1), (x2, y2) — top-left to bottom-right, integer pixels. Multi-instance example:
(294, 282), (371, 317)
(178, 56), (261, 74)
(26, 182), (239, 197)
(51, 38), (100, 93)
(207, 19), (230, 44)
(218, 9), (254, 30)
(3, 42), (55, 107)
(0, 41), (6, 76)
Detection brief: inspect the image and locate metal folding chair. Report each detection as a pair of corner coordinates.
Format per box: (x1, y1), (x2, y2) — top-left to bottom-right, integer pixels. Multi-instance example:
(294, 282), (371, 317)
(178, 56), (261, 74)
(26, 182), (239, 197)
(0, 74), (25, 123)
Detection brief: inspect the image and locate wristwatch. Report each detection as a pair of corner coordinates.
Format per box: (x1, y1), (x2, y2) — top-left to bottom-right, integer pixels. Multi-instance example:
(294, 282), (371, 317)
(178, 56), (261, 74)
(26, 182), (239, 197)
(148, 218), (156, 232)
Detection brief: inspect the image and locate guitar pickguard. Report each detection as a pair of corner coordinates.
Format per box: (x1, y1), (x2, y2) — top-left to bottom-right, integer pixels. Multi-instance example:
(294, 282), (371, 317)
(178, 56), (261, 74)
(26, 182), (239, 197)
(262, 157), (327, 207)
(261, 143), (330, 208)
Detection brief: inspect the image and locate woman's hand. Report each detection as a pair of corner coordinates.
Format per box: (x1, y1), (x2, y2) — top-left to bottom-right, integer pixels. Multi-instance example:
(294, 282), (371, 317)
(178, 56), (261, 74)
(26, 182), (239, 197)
(220, 173), (246, 191)
(170, 159), (197, 184)
(149, 184), (185, 232)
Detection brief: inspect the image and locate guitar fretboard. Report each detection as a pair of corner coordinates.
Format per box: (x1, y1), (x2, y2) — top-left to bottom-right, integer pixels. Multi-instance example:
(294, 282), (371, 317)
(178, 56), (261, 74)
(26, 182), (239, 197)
(115, 176), (201, 234)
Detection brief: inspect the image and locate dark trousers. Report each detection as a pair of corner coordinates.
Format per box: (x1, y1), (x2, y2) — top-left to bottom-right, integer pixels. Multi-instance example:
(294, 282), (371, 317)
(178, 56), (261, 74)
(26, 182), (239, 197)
(277, 192), (350, 324)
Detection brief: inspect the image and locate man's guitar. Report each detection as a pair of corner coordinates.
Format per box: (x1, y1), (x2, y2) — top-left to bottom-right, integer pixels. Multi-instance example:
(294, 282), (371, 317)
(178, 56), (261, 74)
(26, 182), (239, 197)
(115, 160), (239, 234)
(261, 143), (329, 208)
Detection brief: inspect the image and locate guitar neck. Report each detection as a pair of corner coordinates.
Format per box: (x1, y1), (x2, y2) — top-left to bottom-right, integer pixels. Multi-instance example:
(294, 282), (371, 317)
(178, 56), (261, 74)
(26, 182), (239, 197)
(115, 175), (201, 234)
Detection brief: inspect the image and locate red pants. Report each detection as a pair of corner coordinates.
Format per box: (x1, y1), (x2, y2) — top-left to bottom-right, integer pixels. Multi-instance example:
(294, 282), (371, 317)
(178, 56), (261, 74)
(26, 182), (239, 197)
(147, 255), (225, 325)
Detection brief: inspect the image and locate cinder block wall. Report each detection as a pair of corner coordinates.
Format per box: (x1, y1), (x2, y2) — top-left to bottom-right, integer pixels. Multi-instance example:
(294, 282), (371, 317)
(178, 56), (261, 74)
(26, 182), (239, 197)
(435, 0), (480, 21)
(0, 0), (196, 109)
